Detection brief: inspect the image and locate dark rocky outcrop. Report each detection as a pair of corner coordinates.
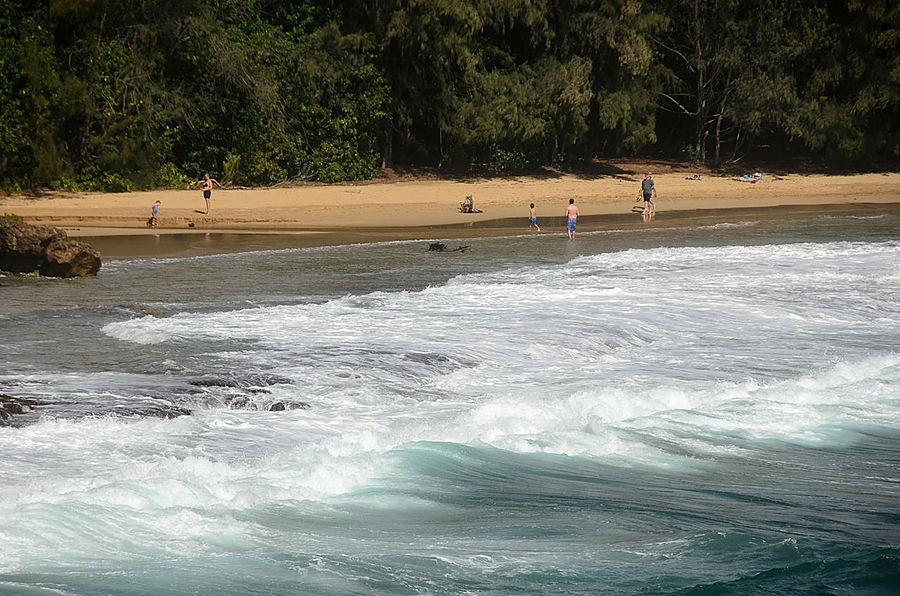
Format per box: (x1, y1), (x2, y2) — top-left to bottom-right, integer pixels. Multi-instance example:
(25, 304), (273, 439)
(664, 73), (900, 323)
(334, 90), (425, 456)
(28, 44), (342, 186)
(188, 374), (310, 412)
(0, 217), (101, 277)
(428, 242), (469, 252)
(188, 374), (293, 396)
(111, 404), (193, 419)
(229, 397), (310, 411)
(0, 394), (44, 425)
(1, 392), (191, 426)
(187, 374), (309, 411)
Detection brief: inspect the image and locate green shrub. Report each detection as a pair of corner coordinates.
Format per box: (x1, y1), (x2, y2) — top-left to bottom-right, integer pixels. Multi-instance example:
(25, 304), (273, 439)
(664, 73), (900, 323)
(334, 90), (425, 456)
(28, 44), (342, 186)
(221, 154), (241, 186)
(487, 146), (529, 171)
(98, 173), (133, 192)
(50, 176), (93, 192)
(50, 173), (134, 192)
(1, 178), (25, 193)
(154, 163), (190, 188)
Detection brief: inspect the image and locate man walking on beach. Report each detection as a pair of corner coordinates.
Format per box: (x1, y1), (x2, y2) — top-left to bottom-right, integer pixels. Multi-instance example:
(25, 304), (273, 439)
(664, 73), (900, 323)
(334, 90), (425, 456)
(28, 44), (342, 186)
(565, 198), (579, 240)
(640, 171), (656, 216)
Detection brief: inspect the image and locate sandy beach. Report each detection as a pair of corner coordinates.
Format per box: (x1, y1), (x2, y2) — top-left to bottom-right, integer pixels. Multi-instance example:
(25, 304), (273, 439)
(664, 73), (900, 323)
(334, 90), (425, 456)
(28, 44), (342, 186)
(2, 163), (898, 249)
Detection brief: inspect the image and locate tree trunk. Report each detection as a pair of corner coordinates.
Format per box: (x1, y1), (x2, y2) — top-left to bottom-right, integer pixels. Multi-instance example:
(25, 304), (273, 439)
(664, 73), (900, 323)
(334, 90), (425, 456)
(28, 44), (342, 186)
(693, 0), (705, 163)
(80, 10), (107, 154)
(714, 96), (724, 165)
(437, 118), (443, 168)
(381, 123), (393, 169)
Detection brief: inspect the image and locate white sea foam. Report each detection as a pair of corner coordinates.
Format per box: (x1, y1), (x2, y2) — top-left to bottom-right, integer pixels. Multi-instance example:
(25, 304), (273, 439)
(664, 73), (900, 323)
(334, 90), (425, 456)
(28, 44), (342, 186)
(4, 235), (900, 580)
(99, 240), (898, 415)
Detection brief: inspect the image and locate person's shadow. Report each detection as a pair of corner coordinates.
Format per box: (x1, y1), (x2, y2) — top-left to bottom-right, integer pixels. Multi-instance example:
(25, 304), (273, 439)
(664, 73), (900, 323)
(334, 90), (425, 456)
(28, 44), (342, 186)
(194, 210), (207, 214)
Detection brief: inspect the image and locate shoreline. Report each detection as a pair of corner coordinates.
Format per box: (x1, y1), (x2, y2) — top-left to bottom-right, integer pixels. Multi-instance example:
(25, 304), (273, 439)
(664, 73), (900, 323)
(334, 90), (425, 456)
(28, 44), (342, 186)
(2, 167), (898, 257)
(78, 202), (900, 259)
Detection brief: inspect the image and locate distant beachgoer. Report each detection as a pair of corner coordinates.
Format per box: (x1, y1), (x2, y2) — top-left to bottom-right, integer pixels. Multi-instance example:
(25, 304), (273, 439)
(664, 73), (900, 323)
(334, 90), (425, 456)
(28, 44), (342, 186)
(640, 171), (656, 216)
(529, 203), (541, 232)
(201, 173), (219, 214)
(565, 198), (579, 240)
(148, 200), (161, 227)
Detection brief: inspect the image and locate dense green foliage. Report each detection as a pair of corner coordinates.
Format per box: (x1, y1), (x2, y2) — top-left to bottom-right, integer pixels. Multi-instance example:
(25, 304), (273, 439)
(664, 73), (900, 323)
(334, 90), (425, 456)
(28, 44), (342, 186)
(0, 0), (896, 190)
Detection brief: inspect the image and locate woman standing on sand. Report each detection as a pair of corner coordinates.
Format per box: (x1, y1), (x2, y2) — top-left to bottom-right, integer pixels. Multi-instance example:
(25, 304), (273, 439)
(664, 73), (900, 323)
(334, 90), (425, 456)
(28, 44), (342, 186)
(201, 173), (219, 215)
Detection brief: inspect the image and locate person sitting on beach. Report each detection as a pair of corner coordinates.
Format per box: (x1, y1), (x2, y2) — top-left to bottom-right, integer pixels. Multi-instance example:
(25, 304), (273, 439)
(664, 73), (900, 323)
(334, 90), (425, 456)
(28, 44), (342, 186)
(529, 203), (541, 232)
(201, 173), (220, 214)
(565, 198), (579, 240)
(640, 171), (656, 215)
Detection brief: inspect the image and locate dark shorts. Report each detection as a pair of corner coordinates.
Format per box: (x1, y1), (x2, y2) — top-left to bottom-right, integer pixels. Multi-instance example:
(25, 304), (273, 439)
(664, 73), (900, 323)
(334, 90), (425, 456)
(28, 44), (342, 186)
(643, 191), (653, 202)
(203, 190), (211, 199)
(567, 218), (577, 232)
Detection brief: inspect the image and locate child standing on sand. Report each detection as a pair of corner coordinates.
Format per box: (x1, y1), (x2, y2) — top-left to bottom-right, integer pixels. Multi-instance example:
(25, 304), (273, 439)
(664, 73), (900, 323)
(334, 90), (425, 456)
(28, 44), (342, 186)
(148, 200), (161, 227)
(529, 203), (541, 231)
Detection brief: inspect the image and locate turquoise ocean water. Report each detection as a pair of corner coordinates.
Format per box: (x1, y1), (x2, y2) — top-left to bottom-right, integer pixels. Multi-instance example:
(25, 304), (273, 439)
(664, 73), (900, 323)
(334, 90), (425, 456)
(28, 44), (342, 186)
(1, 211), (898, 594)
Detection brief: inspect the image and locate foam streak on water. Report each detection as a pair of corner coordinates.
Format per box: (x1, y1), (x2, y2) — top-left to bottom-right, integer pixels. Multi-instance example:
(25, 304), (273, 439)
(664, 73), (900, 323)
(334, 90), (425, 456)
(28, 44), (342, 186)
(1, 215), (898, 594)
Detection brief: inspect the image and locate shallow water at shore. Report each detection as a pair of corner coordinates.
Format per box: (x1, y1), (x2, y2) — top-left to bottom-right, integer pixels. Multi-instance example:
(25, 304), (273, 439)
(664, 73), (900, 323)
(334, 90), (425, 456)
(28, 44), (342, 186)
(70, 202), (900, 259)
(1, 209), (899, 594)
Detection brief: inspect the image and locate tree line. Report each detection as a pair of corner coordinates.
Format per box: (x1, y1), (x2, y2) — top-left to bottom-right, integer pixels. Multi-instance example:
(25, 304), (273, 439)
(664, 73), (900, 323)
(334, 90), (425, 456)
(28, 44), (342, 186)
(1, 0), (897, 191)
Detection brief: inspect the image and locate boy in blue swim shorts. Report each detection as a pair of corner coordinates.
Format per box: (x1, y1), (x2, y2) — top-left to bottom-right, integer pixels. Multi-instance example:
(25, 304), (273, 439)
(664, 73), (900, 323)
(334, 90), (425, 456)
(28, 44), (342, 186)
(565, 198), (579, 240)
(529, 203), (541, 231)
